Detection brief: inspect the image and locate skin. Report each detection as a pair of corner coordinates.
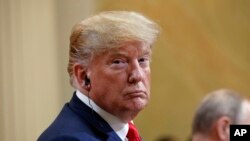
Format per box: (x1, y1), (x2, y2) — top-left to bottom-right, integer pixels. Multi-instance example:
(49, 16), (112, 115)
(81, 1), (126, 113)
(86, 41), (152, 122)
(238, 100), (250, 124)
(192, 116), (230, 141)
(192, 101), (250, 141)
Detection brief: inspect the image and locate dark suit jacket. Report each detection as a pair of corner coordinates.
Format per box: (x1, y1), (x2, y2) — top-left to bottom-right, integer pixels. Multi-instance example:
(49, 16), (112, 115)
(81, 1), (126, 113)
(37, 92), (122, 141)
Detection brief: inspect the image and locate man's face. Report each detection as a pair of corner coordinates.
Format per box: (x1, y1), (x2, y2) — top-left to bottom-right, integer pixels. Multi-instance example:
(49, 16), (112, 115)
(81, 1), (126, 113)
(88, 41), (151, 121)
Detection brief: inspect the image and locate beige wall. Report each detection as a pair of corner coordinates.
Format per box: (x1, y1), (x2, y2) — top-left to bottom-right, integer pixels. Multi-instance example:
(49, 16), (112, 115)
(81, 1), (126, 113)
(0, 0), (60, 140)
(1, 0), (250, 141)
(0, 0), (97, 141)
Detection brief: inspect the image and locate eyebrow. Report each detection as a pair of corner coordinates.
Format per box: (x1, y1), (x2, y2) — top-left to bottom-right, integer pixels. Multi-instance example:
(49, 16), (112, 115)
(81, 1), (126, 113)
(108, 47), (152, 57)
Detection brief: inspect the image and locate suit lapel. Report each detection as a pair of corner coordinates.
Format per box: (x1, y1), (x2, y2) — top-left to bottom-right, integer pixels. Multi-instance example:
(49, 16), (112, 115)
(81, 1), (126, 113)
(69, 92), (122, 141)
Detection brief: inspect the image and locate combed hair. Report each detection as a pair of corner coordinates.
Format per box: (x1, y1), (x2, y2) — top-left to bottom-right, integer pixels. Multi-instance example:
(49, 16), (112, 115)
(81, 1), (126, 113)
(191, 89), (243, 135)
(67, 11), (160, 87)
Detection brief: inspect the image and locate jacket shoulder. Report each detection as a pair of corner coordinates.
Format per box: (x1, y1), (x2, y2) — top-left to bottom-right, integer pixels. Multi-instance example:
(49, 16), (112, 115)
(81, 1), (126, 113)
(39, 133), (101, 141)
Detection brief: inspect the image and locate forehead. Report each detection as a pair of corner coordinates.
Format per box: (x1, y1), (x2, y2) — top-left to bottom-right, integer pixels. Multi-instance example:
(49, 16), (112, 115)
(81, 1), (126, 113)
(107, 41), (151, 56)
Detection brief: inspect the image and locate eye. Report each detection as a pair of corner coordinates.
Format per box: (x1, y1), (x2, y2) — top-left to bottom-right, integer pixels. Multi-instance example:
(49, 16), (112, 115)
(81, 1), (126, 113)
(112, 59), (124, 64)
(138, 57), (150, 67)
(138, 58), (146, 62)
(138, 57), (150, 63)
(110, 59), (127, 69)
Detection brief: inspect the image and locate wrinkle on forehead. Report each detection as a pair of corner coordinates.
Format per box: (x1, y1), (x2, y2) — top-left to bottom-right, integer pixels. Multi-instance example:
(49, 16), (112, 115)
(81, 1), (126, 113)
(91, 41), (152, 62)
(108, 41), (151, 55)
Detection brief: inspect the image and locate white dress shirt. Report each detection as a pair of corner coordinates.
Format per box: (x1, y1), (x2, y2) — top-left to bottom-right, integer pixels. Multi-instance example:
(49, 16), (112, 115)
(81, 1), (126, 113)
(76, 90), (129, 141)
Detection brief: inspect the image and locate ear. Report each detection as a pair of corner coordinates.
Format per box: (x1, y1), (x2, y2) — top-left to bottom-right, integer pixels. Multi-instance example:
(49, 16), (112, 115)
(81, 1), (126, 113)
(72, 63), (87, 88)
(216, 116), (231, 141)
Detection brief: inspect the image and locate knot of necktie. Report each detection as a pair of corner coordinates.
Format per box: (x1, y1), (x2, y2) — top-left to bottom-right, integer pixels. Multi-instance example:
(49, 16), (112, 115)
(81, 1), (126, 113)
(126, 122), (142, 141)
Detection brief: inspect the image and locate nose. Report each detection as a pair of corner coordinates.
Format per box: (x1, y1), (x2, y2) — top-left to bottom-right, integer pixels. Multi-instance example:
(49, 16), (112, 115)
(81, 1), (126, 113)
(128, 61), (144, 84)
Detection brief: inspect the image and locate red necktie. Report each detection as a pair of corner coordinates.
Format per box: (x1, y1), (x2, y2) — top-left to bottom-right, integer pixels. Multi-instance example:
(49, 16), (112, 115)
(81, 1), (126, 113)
(126, 122), (142, 141)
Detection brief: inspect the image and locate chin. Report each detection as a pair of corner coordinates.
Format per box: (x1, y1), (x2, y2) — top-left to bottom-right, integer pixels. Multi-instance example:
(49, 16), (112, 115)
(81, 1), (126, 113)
(131, 98), (148, 110)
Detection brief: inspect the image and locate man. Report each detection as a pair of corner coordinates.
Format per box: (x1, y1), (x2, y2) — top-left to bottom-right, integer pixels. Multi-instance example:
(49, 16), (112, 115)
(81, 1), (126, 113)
(191, 89), (250, 141)
(38, 11), (160, 141)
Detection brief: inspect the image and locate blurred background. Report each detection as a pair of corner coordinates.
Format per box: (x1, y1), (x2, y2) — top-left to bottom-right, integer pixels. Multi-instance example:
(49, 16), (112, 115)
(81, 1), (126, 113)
(1, 0), (250, 141)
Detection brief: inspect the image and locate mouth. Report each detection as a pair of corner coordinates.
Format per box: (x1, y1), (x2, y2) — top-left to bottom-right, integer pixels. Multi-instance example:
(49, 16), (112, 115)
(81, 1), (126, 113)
(125, 90), (146, 99)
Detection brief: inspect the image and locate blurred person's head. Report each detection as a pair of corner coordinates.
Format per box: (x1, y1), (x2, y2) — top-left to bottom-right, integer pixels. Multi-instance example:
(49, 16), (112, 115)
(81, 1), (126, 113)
(192, 88), (250, 141)
(67, 11), (160, 122)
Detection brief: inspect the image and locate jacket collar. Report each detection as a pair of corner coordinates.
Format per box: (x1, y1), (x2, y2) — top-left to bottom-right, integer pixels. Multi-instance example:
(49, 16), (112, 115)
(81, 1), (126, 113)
(68, 92), (122, 141)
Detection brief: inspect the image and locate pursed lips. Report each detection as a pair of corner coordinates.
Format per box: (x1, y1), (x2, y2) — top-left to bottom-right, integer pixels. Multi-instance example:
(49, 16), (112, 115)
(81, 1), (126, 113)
(124, 90), (147, 98)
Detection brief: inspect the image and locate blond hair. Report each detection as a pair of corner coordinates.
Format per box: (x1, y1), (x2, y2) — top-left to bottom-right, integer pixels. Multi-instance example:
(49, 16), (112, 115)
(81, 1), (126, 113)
(67, 11), (160, 87)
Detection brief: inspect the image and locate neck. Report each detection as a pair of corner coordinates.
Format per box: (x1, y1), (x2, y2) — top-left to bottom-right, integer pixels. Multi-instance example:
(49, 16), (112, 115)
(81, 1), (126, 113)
(113, 110), (139, 123)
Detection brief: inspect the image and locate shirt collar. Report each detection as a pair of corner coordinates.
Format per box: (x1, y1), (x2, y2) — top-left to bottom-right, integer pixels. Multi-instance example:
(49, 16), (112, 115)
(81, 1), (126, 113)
(76, 90), (129, 141)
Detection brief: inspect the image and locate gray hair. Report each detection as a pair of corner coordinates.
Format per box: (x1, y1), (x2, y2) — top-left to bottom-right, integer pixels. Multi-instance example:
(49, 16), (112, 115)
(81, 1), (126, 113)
(67, 11), (160, 87)
(191, 89), (245, 135)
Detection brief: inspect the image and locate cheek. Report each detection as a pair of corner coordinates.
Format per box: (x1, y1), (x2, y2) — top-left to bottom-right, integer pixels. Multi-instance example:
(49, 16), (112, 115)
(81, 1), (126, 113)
(145, 70), (151, 87)
(148, 72), (151, 83)
(91, 71), (127, 92)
